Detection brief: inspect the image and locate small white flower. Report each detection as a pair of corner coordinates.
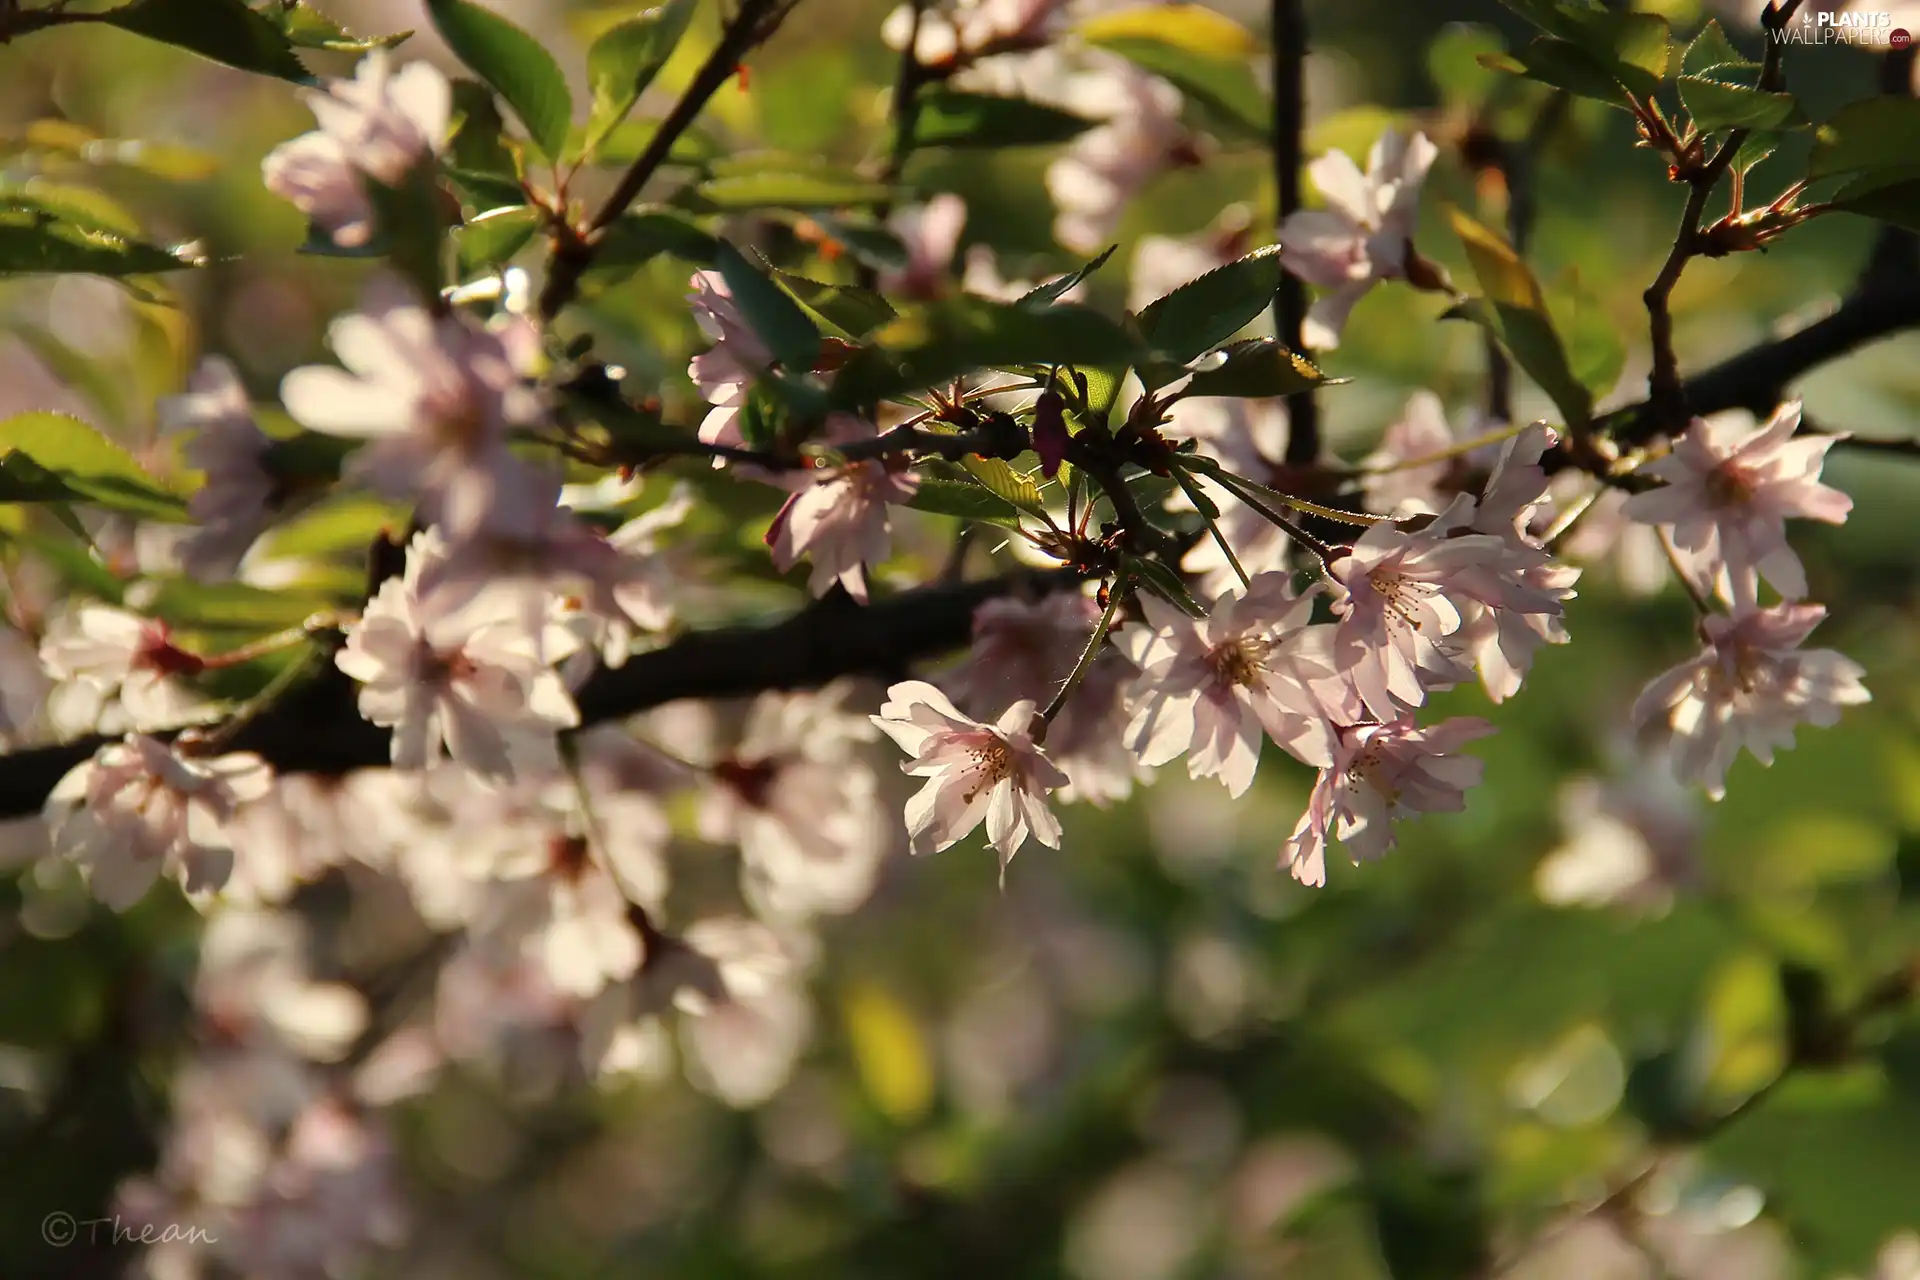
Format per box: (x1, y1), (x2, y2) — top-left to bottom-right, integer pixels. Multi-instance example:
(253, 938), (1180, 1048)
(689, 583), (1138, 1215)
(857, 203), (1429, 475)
(38, 602), (211, 732)
(871, 679), (1068, 866)
(334, 529), (581, 781)
(45, 733), (274, 909)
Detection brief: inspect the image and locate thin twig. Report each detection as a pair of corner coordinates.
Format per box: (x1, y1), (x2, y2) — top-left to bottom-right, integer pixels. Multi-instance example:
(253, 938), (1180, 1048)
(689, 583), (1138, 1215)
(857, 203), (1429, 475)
(538, 0), (802, 321)
(1040, 576), (1128, 724)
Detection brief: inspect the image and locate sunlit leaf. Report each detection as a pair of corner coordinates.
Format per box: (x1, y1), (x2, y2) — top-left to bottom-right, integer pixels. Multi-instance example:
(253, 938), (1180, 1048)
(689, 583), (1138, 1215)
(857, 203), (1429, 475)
(426, 0), (573, 162)
(583, 0), (699, 156)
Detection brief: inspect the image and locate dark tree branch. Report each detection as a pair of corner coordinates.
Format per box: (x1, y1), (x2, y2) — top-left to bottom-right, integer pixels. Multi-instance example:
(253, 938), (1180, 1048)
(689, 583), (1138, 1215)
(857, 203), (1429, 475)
(1640, 0), (1803, 432)
(0, 568), (1083, 820)
(1270, 0), (1318, 466)
(538, 0), (803, 321)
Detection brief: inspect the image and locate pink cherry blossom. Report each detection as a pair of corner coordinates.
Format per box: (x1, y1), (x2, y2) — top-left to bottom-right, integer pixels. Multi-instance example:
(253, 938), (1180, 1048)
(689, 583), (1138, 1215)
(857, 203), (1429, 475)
(1621, 400), (1852, 606)
(301, 50), (450, 185)
(1281, 715), (1495, 887)
(871, 680), (1068, 866)
(260, 50), (449, 248)
(1116, 574), (1350, 796)
(162, 356), (277, 580)
(1326, 515), (1496, 721)
(38, 602), (212, 731)
(1048, 59), (1193, 254)
(701, 687), (888, 920)
(1631, 600), (1869, 800)
(766, 415), (919, 602)
(335, 529), (581, 781)
(1361, 390), (1477, 517)
(1279, 129), (1438, 348)
(44, 733), (274, 909)
(689, 270), (774, 457)
(280, 277), (539, 533)
(946, 591), (1144, 806)
(882, 193), (968, 299)
(260, 132), (376, 248)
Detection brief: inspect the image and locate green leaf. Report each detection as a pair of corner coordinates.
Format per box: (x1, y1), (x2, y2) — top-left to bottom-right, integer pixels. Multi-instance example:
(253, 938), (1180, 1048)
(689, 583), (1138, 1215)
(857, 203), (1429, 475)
(1087, 36), (1268, 143)
(775, 273), (898, 341)
(586, 118), (721, 168)
(1075, 4), (1256, 57)
(1017, 244), (1117, 310)
(585, 208), (719, 275)
(910, 90), (1097, 149)
(689, 171), (893, 212)
(1810, 97), (1920, 182)
(1135, 243), (1284, 366)
(446, 78), (522, 190)
(1179, 338), (1334, 399)
(832, 298), (1145, 409)
(802, 216), (910, 271)
(453, 205), (540, 274)
(0, 200), (200, 277)
(1548, 271), (1625, 404)
(1678, 76), (1799, 134)
(426, 0), (573, 162)
(1682, 18), (1755, 78)
(1483, 6), (1669, 106)
(1828, 173), (1920, 232)
(269, 3), (409, 52)
(145, 579), (336, 632)
(264, 495), (408, 560)
(716, 242), (822, 371)
(98, 0), (307, 81)
(1446, 207), (1591, 429)
(583, 0), (699, 156)
(0, 412), (187, 519)
(960, 457), (1044, 510)
(1127, 556), (1206, 617)
(903, 477), (1026, 528)
(1731, 129), (1781, 175)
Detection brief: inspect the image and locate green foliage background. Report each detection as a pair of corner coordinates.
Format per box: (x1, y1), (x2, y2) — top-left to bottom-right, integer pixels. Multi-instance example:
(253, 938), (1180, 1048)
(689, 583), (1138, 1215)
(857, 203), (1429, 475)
(0, 0), (1917, 1277)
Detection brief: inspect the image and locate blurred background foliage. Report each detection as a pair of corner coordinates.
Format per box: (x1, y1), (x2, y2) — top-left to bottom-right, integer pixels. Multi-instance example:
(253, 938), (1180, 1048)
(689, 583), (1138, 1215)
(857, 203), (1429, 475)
(1, 0), (1918, 1277)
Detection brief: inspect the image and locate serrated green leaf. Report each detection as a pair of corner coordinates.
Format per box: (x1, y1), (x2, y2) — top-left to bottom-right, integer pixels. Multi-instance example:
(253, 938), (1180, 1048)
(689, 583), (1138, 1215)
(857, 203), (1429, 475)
(775, 273), (898, 340)
(1088, 35), (1268, 143)
(1179, 338), (1333, 399)
(99, 0), (307, 81)
(1447, 207), (1590, 429)
(0, 203), (199, 277)
(1135, 244), (1284, 367)
(960, 456), (1044, 510)
(269, 3), (408, 52)
(1679, 75), (1799, 134)
(453, 205), (540, 274)
(903, 477), (1026, 528)
(583, 0), (699, 157)
(689, 171), (893, 212)
(1018, 244), (1117, 310)
(0, 412), (187, 519)
(1682, 19), (1754, 78)
(426, 0), (573, 162)
(1731, 129), (1780, 175)
(832, 298), (1145, 409)
(716, 242), (822, 371)
(911, 90), (1097, 149)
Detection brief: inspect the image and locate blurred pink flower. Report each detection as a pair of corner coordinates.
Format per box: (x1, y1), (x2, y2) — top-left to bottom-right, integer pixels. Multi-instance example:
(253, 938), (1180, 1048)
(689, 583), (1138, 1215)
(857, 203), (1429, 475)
(45, 732), (274, 909)
(1048, 60), (1192, 254)
(882, 193), (968, 299)
(1621, 400), (1851, 606)
(38, 602), (211, 732)
(162, 356), (277, 580)
(1282, 715), (1495, 887)
(1279, 129), (1438, 348)
(872, 679), (1068, 865)
(280, 277), (540, 534)
(335, 529), (580, 781)
(1631, 600), (1869, 800)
